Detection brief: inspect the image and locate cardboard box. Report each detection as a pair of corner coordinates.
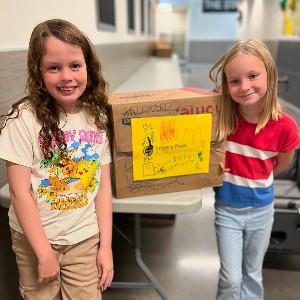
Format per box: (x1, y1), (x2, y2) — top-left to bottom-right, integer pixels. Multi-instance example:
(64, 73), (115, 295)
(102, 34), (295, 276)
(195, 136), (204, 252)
(109, 88), (225, 199)
(154, 47), (172, 57)
(153, 40), (172, 57)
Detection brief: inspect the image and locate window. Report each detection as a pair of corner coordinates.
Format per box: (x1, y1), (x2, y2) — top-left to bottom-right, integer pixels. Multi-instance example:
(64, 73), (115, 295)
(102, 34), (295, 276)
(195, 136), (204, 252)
(96, 0), (116, 31)
(128, 0), (135, 33)
(148, 0), (155, 35)
(140, 0), (145, 33)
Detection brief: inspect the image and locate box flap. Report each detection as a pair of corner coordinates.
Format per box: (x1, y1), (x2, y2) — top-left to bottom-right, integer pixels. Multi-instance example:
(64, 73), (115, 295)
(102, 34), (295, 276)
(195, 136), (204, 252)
(109, 88), (221, 153)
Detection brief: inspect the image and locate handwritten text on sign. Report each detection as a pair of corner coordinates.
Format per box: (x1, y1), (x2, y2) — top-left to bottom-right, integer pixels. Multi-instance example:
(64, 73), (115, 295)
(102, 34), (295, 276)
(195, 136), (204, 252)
(131, 114), (212, 180)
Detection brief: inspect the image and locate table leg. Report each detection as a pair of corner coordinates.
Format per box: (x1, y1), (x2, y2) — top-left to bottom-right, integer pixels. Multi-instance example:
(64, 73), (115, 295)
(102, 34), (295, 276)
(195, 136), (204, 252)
(111, 213), (169, 300)
(133, 214), (169, 300)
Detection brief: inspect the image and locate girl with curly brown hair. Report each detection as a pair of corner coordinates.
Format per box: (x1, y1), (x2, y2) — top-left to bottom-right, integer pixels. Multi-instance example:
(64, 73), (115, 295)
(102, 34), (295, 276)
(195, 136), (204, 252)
(0, 19), (113, 300)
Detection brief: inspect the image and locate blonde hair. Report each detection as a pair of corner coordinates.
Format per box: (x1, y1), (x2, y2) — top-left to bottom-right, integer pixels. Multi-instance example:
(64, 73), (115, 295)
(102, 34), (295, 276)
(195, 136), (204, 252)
(209, 39), (282, 142)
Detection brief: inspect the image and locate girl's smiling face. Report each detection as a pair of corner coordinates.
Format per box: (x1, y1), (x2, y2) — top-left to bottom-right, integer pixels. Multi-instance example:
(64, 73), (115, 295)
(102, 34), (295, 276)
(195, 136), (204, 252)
(225, 53), (268, 112)
(40, 36), (87, 113)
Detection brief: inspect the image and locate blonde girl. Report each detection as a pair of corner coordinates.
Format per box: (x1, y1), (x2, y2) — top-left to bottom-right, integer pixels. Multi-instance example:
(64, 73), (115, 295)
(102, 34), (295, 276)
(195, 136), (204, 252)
(209, 40), (299, 300)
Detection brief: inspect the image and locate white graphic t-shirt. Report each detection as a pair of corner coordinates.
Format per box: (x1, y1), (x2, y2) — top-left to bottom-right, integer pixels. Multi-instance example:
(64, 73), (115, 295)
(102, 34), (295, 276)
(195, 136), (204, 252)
(0, 103), (111, 245)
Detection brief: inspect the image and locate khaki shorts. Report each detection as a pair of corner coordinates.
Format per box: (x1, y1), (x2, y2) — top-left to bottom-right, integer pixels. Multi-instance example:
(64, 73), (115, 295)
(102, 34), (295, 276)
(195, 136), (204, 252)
(11, 228), (101, 300)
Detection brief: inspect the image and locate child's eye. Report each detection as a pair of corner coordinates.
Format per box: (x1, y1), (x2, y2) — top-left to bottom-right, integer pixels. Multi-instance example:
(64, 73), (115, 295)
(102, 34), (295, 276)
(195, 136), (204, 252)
(229, 79), (239, 85)
(71, 64), (81, 70)
(48, 66), (60, 72)
(249, 73), (258, 79)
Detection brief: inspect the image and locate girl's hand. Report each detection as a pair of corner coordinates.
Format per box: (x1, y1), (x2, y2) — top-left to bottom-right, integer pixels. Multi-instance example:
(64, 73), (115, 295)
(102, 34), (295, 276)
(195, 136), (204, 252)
(219, 162), (230, 173)
(97, 246), (114, 291)
(37, 251), (60, 284)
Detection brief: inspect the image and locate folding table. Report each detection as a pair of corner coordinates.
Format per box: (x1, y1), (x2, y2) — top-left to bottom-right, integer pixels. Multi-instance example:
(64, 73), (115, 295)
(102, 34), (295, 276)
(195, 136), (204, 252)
(111, 189), (202, 300)
(0, 184), (202, 300)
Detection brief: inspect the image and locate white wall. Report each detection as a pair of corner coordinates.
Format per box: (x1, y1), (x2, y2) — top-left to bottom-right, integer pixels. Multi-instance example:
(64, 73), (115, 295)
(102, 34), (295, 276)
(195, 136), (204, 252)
(156, 8), (187, 37)
(0, 0), (154, 50)
(187, 0), (237, 40)
(0, 0), (288, 52)
(157, 0), (285, 42)
(237, 0), (283, 40)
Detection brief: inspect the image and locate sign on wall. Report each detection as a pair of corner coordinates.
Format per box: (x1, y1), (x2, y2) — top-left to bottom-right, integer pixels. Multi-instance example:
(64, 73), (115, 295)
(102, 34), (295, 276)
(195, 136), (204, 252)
(203, 0), (239, 12)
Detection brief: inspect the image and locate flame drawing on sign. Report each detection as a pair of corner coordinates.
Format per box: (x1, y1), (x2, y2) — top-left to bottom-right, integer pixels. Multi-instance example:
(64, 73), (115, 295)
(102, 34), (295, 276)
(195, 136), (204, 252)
(160, 119), (178, 144)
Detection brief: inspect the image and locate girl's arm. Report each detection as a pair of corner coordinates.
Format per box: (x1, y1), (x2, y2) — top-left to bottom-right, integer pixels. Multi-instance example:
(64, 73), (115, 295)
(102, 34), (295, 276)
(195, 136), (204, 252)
(273, 150), (295, 177)
(6, 161), (60, 283)
(94, 163), (114, 291)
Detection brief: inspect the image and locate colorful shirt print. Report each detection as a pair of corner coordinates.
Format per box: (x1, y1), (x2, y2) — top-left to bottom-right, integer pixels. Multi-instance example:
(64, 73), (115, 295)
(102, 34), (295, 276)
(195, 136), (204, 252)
(0, 104), (111, 245)
(38, 136), (102, 210)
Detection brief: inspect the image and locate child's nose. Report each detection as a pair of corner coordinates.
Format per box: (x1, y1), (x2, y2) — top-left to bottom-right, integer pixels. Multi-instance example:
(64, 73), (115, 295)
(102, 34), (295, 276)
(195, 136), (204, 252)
(60, 69), (72, 81)
(240, 79), (250, 91)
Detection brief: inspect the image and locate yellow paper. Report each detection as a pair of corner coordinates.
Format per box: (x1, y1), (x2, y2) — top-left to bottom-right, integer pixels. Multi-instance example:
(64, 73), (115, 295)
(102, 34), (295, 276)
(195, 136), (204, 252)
(131, 114), (212, 180)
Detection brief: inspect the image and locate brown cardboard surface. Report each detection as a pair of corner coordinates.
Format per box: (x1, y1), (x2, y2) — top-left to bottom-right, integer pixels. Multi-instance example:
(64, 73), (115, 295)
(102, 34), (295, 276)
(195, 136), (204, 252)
(109, 88), (221, 153)
(153, 48), (172, 57)
(109, 88), (225, 199)
(111, 143), (225, 199)
(153, 40), (172, 57)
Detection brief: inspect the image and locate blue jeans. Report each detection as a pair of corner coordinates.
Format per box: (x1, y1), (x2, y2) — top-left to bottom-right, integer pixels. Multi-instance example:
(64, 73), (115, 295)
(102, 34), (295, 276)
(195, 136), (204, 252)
(215, 202), (274, 300)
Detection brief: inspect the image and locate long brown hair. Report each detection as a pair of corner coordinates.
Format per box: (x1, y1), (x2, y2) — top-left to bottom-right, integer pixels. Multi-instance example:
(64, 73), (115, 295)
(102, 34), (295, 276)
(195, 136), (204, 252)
(209, 39), (282, 142)
(0, 19), (111, 159)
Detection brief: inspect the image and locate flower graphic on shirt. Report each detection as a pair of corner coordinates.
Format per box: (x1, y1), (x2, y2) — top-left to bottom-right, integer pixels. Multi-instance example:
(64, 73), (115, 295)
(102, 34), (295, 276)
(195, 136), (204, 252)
(38, 185), (47, 197)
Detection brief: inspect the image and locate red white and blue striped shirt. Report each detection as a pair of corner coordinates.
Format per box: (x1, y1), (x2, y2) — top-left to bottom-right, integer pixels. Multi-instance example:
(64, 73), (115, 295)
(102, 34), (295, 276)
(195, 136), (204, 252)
(215, 113), (300, 207)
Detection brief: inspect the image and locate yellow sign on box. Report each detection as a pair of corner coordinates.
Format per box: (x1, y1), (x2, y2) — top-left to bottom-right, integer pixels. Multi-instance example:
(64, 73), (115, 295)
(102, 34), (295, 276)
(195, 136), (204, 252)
(131, 114), (212, 180)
